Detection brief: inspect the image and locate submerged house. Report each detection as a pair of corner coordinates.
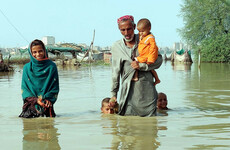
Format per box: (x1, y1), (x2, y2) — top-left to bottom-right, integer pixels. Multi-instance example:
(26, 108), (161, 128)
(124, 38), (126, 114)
(165, 49), (193, 64)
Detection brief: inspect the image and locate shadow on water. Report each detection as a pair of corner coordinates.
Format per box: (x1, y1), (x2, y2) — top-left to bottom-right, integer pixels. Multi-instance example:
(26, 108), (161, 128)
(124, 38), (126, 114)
(22, 118), (60, 150)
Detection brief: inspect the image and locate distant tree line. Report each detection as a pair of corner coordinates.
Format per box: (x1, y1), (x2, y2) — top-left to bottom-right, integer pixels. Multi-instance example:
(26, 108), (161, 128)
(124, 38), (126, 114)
(179, 0), (230, 63)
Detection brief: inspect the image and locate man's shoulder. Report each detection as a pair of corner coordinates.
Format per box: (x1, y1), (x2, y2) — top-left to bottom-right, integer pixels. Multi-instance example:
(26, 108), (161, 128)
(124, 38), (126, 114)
(111, 39), (124, 52)
(112, 39), (123, 47)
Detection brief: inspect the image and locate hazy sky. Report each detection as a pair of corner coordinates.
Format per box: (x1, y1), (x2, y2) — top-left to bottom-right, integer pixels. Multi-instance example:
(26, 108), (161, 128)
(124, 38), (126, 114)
(0, 0), (184, 48)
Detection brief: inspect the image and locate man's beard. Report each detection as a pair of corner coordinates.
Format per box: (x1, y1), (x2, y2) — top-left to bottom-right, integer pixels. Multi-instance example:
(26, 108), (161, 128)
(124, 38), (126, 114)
(123, 34), (134, 42)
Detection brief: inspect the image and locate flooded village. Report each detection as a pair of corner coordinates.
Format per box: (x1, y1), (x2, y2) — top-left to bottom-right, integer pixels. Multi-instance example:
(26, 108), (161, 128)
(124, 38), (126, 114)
(0, 36), (113, 70)
(0, 36), (192, 71)
(1, 0), (230, 149)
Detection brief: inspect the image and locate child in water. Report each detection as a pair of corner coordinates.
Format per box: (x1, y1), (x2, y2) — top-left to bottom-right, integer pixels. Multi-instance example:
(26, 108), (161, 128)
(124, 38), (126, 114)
(133, 18), (160, 85)
(101, 97), (118, 114)
(157, 92), (169, 110)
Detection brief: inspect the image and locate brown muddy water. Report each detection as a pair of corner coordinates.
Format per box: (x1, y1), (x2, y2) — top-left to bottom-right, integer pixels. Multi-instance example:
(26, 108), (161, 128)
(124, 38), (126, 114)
(0, 62), (230, 150)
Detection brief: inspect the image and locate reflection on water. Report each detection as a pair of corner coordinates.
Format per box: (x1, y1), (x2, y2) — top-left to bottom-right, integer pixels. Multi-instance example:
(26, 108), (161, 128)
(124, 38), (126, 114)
(0, 71), (15, 80)
(22, 118), (60, 150)
(101, 115), (160, 149)
(171, 62), (192, 71)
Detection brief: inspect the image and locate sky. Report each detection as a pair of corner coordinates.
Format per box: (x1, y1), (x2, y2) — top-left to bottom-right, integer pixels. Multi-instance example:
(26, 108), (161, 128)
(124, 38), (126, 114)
(0, 0), (184, 48)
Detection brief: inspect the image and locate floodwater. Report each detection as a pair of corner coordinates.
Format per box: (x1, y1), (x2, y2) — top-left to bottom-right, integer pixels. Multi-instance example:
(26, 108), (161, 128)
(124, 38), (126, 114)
(0, 61), (230, 150)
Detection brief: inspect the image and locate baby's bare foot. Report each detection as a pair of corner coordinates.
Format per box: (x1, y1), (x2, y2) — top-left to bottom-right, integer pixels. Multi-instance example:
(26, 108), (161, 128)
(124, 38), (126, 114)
(132, 77), (139, 81)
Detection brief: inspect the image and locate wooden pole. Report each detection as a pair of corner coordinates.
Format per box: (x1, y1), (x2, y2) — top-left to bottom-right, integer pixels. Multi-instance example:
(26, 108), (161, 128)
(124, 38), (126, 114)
(79, 29), (95, 65)
(89, 29), (95, 65)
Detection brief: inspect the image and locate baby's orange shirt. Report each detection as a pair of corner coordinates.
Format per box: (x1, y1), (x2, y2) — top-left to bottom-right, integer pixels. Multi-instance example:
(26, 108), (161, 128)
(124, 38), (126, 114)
(137, 34), (158, 64)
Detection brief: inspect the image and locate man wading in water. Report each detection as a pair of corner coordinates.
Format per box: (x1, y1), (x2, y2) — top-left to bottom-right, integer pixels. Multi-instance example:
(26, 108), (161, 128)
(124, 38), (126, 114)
(110, 15), (163, 116)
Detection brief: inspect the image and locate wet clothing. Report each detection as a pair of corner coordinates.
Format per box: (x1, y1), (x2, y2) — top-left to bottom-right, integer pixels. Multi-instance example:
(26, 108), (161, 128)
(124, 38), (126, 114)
(111, 34), (163, 116)
(19, 97), (56, 118)
(137, 34), (158, 64)
(19, 43), (59, 118)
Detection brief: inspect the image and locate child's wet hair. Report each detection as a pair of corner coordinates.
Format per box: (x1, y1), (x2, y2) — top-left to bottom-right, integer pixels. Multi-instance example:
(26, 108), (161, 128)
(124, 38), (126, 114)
(101, 97), (110, 107)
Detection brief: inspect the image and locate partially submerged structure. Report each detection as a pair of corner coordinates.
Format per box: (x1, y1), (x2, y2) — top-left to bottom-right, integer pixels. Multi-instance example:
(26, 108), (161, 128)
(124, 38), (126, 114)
(19, 44), (83, 59)
(18, 44), (111, 66)
(46, 46), (82, 58)
(0, 51), (13, 72)
(165, 49), (193, 64)
(0, 63), (11, 72)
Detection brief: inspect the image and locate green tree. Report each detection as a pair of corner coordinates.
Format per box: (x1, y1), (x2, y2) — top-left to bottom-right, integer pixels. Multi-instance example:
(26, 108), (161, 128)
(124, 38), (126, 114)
(179, 0), (230, 62)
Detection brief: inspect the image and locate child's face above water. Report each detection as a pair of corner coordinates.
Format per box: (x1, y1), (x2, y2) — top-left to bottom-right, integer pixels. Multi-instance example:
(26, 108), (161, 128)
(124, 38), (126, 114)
(101, 102), (115, 114)
(157, 93), (168, 109)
